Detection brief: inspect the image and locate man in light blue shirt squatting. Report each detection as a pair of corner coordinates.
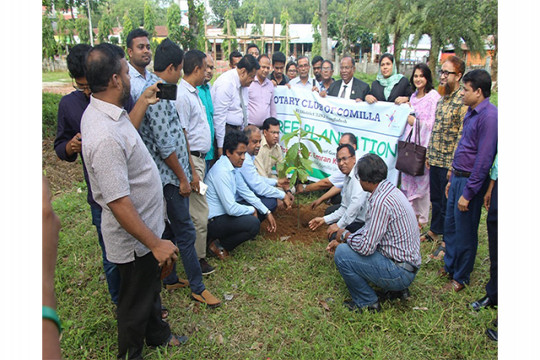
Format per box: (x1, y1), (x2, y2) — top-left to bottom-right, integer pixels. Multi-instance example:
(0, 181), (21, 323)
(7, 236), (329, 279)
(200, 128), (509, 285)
(240, 125), (294, 213)
(126, 29), (153, 102)
(139, 38), (221, 308)
(205, 130), (277, 259)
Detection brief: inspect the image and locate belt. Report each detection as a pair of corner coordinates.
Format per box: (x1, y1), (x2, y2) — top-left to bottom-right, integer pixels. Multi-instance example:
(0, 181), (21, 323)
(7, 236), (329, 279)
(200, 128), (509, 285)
(190, 151), (206, 158)
(453, 168), (471, 178)
(393, 260), (419, 274)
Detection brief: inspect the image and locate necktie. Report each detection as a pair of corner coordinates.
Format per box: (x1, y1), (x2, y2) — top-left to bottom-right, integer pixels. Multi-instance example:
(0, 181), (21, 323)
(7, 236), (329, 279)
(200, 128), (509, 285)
(340, 84), (348, 98)
(239, 87), (248, 130)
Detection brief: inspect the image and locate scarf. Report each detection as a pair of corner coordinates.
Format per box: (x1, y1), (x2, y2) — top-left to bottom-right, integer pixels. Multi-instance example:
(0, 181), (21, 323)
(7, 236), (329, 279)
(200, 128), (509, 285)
(376, 59), (403, 100)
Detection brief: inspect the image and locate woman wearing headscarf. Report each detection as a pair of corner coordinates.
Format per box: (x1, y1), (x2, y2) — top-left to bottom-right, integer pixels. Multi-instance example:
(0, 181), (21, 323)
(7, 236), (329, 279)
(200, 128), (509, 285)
(365, 53), (412, 104)
(400, 63), (441, 230)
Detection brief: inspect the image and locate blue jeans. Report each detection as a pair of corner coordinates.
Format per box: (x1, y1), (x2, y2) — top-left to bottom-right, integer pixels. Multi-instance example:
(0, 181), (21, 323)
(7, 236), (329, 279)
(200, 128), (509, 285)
(162, 184), (204, 294)
(90, 205), (120, 305)
(443, 175), (488, 285)
(334, 244), (416, 307)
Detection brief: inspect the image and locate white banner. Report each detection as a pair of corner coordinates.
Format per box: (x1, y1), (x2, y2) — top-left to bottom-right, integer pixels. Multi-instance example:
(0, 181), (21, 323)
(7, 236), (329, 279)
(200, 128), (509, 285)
(274, 86), (411, 185)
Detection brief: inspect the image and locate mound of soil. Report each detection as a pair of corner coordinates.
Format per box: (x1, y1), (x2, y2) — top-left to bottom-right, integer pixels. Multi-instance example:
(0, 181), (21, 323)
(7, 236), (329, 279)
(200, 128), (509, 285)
(43, 138), (85, 198)
(260, 203), (331, 245)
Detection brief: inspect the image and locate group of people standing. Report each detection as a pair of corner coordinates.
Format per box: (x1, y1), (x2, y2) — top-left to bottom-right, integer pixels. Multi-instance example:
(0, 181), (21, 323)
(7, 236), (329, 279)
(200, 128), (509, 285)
(51, 26), (498, 358)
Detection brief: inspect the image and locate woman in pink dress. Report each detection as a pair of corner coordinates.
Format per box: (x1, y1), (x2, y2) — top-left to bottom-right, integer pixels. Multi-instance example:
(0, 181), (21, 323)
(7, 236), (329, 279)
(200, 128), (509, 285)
(401, 63), (441, 229)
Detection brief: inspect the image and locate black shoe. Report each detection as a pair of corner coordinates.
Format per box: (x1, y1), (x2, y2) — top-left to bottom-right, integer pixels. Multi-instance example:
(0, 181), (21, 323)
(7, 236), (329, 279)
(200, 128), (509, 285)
(486, 328), (497, 341)
(199, 258), (216, 276)
(471, 295), (495, 311)
(383, 288), (411, 301)
(343, 300), (381, 313)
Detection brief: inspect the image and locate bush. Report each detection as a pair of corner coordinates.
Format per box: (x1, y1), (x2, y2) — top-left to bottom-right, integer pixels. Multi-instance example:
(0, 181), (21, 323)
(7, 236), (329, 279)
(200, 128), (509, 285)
(43, 92), (62, 139)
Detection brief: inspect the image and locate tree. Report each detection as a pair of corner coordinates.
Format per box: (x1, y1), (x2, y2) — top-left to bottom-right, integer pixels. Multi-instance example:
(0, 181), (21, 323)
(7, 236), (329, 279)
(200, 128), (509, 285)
(222, 8), (238, 60)
(479, 0), (497, 86)
(56, 12), (76, 54)
(97, 12), (113, 43)
(209, 0), (239, 26)
(319, 0), (328, 60)
(250, 7), (263, 50)
(166, 2), (182, 45)
(42, 14), (58, 60)
(121, 12), (136, 47)
(143, 0), (156, 39)
(311, 13), (321, 57)
(279, 8), (290, 56)
(189, 0), (207, 51)
(75, 16), (91, 44)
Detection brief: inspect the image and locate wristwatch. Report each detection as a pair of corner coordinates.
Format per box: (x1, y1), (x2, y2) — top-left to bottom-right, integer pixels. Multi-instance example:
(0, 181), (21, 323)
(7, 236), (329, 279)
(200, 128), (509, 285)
(266, 210), (272, 217)
(340, 231), (349, 242)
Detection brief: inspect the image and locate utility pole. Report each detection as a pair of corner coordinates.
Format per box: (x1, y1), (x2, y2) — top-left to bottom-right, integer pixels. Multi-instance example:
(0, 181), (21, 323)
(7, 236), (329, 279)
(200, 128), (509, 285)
(320, 0), (328, 59)
(86, 0), (94, 46)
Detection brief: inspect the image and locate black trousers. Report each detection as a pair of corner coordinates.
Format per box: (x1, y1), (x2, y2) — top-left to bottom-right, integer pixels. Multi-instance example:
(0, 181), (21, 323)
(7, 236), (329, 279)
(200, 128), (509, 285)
(485, 180), (498, 304)
(208, 214), (260, 251)
(429, 166), (449, 235)
(117, 252), (171, 359)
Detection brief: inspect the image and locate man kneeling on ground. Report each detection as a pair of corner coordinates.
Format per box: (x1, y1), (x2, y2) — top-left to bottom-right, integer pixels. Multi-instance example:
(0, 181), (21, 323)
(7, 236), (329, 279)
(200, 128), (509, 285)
(327, 153), (421, 313)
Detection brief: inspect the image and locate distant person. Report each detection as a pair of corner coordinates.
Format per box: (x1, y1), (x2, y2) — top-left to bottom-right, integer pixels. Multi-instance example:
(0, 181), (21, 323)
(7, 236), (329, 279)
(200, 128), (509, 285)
(400, 63), (441, 230)
(327, 153), (421, 313)
(311, 55), (324, 83)
(212, 55), (260, 156)
(309, 144), (368, 241)
(126, 28), (152, 101)
(289, 56), (319, 91)
(324, 56), (370, 101)
(246, 43), (260, 57)
(269, 51), (289, 86)
(81, 43), (187, 358)
(365, 53), (412, 104)
(229, 50), (243, 69)
(286, 61), (297, 80)
(318, 60), (334, 92)
(248, 54), (277, 127)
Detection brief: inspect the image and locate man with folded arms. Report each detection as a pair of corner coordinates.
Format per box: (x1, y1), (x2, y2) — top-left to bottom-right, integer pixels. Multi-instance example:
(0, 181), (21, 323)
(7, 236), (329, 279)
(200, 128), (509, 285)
(240, 125), (294, 213)
(81, 43), (186, 358)
(139, 39), (220, 307)
(309, 144), (368, 241)
(327, 153), (421, 313)
(205, 131), (277, 259)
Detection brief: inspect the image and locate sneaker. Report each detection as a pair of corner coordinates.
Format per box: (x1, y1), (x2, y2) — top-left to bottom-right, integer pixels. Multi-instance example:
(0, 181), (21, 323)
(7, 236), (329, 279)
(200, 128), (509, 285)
(163, 278), (189, 290)
(199, 258), (216, 276)
(191, 289), (221, 308)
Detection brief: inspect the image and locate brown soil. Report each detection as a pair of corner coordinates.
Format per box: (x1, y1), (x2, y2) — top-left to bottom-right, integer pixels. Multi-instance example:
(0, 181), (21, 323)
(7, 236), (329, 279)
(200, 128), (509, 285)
(260, 203), (331, 245)
(43, 138), (85, 198)
(42, 82), (73, 95)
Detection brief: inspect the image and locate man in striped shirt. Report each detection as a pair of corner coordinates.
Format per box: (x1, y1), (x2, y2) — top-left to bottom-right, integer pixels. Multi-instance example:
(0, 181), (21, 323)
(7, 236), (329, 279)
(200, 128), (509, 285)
(328, 153), (421, 313)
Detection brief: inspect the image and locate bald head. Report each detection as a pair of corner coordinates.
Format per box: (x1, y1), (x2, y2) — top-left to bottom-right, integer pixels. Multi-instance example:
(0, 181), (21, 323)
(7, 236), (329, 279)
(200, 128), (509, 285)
(244, 125), (262, 156)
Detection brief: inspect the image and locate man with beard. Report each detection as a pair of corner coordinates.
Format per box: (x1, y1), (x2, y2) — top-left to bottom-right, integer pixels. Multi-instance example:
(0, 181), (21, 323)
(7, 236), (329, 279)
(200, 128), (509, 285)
(240, 125), (294, 213)
(54, 43), (159, 308)
(248, 54), (277, 127)
(139, 39), (221, 307)
(126, 29), (152, 101)
(424, 56), (468, 253)
(81, 43), (187, 359)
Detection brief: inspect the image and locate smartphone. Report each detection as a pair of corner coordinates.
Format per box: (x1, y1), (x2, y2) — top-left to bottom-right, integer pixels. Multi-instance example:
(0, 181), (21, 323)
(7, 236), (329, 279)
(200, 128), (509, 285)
(157, 83), (177, 100)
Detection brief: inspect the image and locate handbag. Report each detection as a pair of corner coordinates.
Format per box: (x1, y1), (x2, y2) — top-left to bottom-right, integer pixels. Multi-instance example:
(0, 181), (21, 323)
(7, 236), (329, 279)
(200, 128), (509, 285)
(395, 119), (426, 176)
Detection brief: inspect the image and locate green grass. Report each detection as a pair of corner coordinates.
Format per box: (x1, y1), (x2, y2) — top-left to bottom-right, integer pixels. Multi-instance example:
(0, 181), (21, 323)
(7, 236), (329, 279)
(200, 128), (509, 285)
(52, 182), (497, 359)
(43, 92), (63, 138)
(43, 70), (70, 83)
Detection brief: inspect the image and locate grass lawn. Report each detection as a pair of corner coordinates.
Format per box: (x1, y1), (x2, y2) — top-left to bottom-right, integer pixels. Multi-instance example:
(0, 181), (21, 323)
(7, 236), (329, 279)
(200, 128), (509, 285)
(52, 179), (497, 359)
(43, 70), (70, 83)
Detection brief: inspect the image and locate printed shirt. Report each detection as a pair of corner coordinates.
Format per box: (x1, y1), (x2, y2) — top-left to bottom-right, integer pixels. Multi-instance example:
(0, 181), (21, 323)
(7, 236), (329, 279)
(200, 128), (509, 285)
(197, 83), (215, 160)
(427, 86), (468, 169)
(175, 79), (211, 153)
(239, 154), (285, 200)
(248, 76), (277, 127)
(451, 98), (498, 200)
(128, 62), (152, 102)
(139, 73), (192, 187)
(254, 135), (283, 179)
(347, 180), (421, 267)
(81, 95), (165, 264)
(205, 155), (256, 218)
(323, 165), (369, 228)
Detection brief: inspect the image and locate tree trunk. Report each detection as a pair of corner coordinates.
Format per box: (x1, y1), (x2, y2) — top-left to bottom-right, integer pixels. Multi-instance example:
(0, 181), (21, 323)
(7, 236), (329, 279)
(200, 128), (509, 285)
(320, 0), (328, 59)
(393, 30), (402, 72)
(427, 34), (439, 80)
(188, 0), (198, 43)
(491, 34), (498, 90)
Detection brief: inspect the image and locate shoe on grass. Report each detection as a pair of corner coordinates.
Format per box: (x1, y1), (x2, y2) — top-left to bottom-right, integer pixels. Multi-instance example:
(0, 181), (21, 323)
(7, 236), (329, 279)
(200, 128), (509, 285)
(192, 289), (221, 308)
(199, 258), (216, 275)
(163, 278), (189, 290)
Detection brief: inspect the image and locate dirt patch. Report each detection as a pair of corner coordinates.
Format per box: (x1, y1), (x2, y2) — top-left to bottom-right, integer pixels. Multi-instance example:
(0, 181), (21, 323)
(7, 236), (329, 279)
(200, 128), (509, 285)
(42, 138), (85, 198)
(42, 82), (73, 95)
(260, 203), (331, 245)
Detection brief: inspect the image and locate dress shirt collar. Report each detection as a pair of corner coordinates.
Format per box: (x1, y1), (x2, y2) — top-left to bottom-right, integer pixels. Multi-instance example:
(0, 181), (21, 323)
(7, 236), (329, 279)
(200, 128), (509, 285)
(260, 133), (275, 149)
(219, 155), (235, 172)
(181, 78), (198, 94)
(128, 62), (151, 79)
(89, 95), (127, 122)
(254, 75), (271, 87)
(468, 97), (491, 115)
(342, 78), (353, 86)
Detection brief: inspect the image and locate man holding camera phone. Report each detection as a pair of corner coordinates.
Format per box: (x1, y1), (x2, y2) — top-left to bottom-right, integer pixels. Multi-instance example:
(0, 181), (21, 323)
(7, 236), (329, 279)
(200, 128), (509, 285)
(139, 39), (221, 307)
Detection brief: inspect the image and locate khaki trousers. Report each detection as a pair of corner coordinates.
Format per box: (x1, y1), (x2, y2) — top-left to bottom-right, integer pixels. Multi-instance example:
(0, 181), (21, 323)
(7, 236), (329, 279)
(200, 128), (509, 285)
(189, 155), (209, 259)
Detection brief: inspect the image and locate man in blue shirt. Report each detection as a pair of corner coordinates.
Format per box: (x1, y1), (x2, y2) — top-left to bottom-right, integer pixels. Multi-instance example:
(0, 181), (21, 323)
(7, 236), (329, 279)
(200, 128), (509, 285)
(139, 39), (221, 308)
(205, 130), (277, 259)
(126, 29), (153, 102)
(240, 125), (293, 213)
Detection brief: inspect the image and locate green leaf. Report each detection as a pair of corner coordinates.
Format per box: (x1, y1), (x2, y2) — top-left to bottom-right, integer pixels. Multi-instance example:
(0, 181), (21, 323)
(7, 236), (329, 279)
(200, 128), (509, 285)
(299, 158), (313, 173)
(294, 111), (302, 125)
(285, 166), (297, 174)
(298, 169), (308, 182)
(315, 133), (332, 144)
(300, 143), (310, 158)
(290, 170), (298, 186)
(281, 131), (297, 146)
(305, 138), (323, 152)
(286, 143), (300, 164)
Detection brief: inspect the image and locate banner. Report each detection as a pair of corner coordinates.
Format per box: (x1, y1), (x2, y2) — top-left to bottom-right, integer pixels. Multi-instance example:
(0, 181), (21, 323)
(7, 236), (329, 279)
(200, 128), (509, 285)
(274, 85), (411, 185)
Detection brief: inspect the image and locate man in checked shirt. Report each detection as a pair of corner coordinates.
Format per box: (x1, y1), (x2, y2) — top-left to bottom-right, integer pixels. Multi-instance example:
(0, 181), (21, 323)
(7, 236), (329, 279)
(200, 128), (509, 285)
(327, 153), (421, 313)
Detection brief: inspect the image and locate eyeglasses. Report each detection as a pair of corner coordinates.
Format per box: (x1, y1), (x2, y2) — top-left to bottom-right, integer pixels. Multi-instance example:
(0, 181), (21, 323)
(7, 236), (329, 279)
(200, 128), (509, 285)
(438, 70), (456, 77)
(72, 79), (90, 92)
(337, 155), (353, 164)
(341, 66), (353, 71)
(322, 67), (332, 71)
(297, 64), (309, 68)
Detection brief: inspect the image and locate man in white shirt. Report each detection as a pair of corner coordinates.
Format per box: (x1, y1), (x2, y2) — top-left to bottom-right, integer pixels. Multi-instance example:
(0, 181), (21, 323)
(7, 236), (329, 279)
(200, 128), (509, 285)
(211, 54), (260, 157)
(289, 56), (319, 91)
